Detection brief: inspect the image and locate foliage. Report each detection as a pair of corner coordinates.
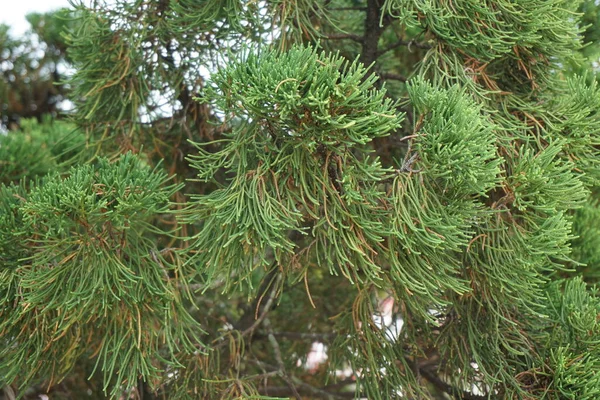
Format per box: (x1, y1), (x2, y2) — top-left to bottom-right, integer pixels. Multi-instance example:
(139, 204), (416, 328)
(1, 0), (600, 399)
(0, 8), (73, 129)
(0, 153), (202, 398)
(0, 118), (86, 185)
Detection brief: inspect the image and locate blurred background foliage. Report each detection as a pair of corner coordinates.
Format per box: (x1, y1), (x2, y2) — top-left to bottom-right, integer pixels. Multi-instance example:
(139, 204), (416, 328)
(1, 1), (600, 399)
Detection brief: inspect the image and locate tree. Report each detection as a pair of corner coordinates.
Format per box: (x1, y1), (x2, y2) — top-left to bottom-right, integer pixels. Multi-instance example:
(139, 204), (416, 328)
(1, 1), (600, 399)
(0, 8), (73, 129)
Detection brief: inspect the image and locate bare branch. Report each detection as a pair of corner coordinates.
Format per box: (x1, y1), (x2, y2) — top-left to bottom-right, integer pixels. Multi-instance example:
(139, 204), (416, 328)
(269, 331), (338, 341)
(324, 34), (364, 43)
(361, 0), (385, 68)
(240, 273), (282, 337)
(264, 317), (302, 400)
(259, 385), (356, 400)
(328, 6), (367, 11)
(377, 39), (432, 57)
(251, 358), (358, 399)
(378, 72), (408, 82)
(213, 268), (282, 350)
(419, 368), (487, 400)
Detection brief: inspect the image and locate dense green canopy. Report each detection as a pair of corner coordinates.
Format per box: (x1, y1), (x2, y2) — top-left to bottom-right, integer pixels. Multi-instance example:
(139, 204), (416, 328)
(1, 1), (600, 399)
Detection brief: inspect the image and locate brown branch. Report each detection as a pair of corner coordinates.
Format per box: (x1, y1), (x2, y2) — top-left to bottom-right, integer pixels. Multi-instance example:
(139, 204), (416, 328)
(378, 72), (408, 82)
(269, 331), (338, 341)
(377, 39), (431, 57)
(232, 264), (280, 331)
(259, 385), (356, 400)
(239, 274), (282, 338)
(419, 368), (487, 400)
(328, 6), (367, 11)
(264, 317), (302, 400)
(2, 385), (16, 400)
(361, 0), (385, 68)
(212, 267), (282, 350)
(324, 34), (364, 43)
(252, 360), (358, 399)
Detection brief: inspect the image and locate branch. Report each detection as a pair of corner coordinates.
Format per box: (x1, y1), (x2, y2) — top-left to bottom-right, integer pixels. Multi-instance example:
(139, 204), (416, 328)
(2, 385), (16, 400)
(378, 72), (408, 82)
(241, 285), (280, 337)
(252, 360), (357, 400)
(361, 0), (385, 68)
(377, 39), (431, 57)
(328, 6), (367, 11)
(264, 317), (302, 400)
(419, 368), (487, 400)
(259, 385), (356, 399)
(324, 34), (364, 43)
(212, 267), (282, 350)
(268, 331), (338, 341)
(232, 264), (280, 331)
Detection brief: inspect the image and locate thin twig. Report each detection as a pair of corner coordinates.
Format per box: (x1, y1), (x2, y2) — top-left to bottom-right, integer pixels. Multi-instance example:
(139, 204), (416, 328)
(324, 34), (364, 43)
(240, 273), (282, 337)
(2, 386), (16, 400)
(361, 0), (385, 68)
(269, 331), (338, 341)
(399, 134), (419, 142)
(251, 360), (356, 400)
(328, 6), (367, 11)
(259, 385), (356, 399)
(419, 368), (487, 400)
(264, 317), (302, 400)
(377, 39), (431, 57)
(213, 270), (282, 350)
(378, 72), (408, 82)
(399, 152), (420, 173)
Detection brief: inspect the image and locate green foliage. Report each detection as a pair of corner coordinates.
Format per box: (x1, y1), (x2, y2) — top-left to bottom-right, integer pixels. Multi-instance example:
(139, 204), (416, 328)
(408, 78), (502, 197)
(0, 182), (31, 271)
(508, 142), (587, 214)
(384, 0), (582, 64)
(2, 0), (600, 399)
(572, 0), (600, 81)
(0, 154), (202, 398)
(186, 44), (403, 288)
(572, 199), (600, 280)
(538, 279), (600, 399)
(0, 9), (73, 128)
(66, 9), (149, 124)
(544, 76), (600, 187)
(171, 0), (254, 34)
(26, 8), (73, 59)
(0, 118), (86, 185)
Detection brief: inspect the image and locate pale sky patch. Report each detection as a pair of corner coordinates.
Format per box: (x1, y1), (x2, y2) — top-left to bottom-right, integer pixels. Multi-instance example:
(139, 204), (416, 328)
(1, 0), (73, 35)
